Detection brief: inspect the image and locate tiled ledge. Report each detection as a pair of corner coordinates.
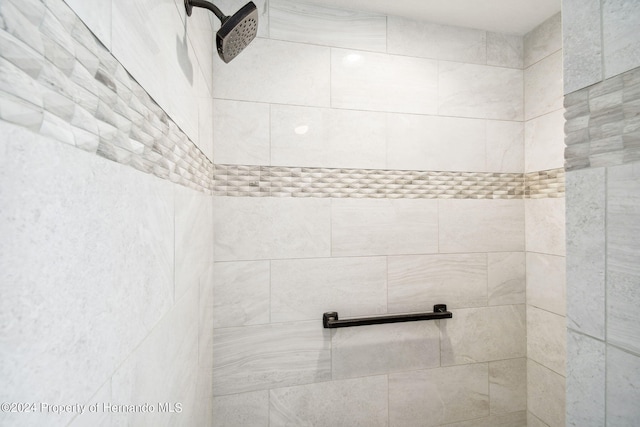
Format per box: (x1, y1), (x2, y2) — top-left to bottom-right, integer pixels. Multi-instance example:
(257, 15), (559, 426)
(564, 66), (640, 171)
(214, 165), (565, 199)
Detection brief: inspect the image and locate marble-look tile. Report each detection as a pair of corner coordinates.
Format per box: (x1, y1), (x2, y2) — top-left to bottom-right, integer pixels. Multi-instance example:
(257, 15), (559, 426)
(438, 61), (523, 121)
(439, 200), (525, 253)
(486, 120), (524, 173)
(487, 32), (523, 69)
(270, 376), (388, 427)
(269, 0), (386, 52)
(213, 38), (330, 107)
(386, 114), (486, 172)
(524, 51), (563, 120)
(525, 198), (566, 256)
(271, 104), (386, 169)
(526, 252), (566, 316)
(488, 252), (526, 306)
(524, 109), (566, 172)
(212, 390), (269, 427)
(68, 380), (111, 427)
(0, 124), (174, 426)
(527, 306), (566, 376)
(331, 48), (438, 115)
(606, 345), (640, 425)
(212, 321), (331, 395)
(175, 185), (213, 300)
(489, 358), (527, 415)
(111, 285), (199, 427)
(562, 0), (602, 94)
(213, 100), (270, 165)
(387, 17), (486, 65)
(524, 13), (562, 68)
(181, 0), (214, 94)
(440, 305), (526, 365)
(566, 330), (605, 427)
(271, 257), (387, 322)
(199, 262), (214, 375)
(213, 197), (331, 261)
(607, 163), (640, 355)
(603, 0), (640, 79)
(387, 254), (487, 311)
(331, 199), (438, 257)
(212, 261), (270, 328)
(389, 364), (489, 427)
(197, 71), (214, 160)
(332, 322), (440, 380)
(528, 411), (551, 427)
(63, 0), (111, 49)
(527, 359), (566, 427)
(442, 411), (527, 427)
(566, 168), (606, 339)
(112, 0), (200, 141)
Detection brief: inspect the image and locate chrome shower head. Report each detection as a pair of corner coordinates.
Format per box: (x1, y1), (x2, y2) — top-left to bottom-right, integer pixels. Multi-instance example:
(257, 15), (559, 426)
(184, 0), (258, 63)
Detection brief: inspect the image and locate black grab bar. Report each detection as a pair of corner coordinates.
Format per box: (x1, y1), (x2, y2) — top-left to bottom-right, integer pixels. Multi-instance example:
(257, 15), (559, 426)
(322, 304), (452, 328)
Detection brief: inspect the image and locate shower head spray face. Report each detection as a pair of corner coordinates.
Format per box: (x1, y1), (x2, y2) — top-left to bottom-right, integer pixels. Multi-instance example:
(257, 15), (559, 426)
(184, 0), (258, 63)
(217, 2), (258, 63)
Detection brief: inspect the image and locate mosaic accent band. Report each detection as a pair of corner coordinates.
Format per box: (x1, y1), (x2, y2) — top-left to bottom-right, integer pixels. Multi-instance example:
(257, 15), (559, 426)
(564, 66), (640, 171)
(214, 165), (565, 199)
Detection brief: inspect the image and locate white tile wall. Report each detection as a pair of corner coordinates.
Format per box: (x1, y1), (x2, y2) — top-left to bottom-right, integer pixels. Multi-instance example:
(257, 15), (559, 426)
(602, 0), (640, 79)
(524, 50), (563, 120)
(525, 109), (566, 172)
(488, 252), (526, 306)
(213, 99), (270, 165)
(525, 198), (566, 256)
(63, 0), (111, 49)
(527, 306), (566, 375)
(605, 346), (640, 425)
(526, 252), (566, 316)
(331, 49), (438, 114)
(524, 13), (562, 68)
(562, 0), (602, 94)
(489, 358), (527, 414)
(527, 360), (566, 427)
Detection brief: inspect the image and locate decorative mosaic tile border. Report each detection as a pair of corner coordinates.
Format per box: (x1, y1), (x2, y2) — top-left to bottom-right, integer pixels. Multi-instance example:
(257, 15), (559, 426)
(0, 0), (213, 193)
(213, 165), (565, 199)
(564, 66), (640, 171)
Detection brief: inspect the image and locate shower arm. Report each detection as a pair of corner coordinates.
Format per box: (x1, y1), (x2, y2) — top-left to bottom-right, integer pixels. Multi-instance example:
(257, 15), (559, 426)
(184, 0), (229, 23)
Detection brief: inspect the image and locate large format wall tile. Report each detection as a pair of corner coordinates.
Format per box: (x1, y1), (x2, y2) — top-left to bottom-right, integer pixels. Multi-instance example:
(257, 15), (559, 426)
(331, 199), (438, 256)
(524, 109), (566, 172)
(485, 120), (524, 173)
(566, 168), (606, 339)
(213, 99), (270, 165)
(526, 252), (566, 316)
(386, 114), (486, 172)
(213, 38), (330, 107)
(212, 321), (331, 395)
(331, 49), (438, 114)
(562, 0), (602, 94)
(488, 252), (526, 306)
(524, 13), (562, 68)
(443, 411), (527, 427)
(489, 358), (527, 414)
(566, 330), (605, 427)
(525, 198), (566, 256)
(527, 306), (566, 375)
(441, 305), (526, 365)
(439, 200), (525, 253)
(270, 376), (388, 427)
(528, 360), (565, 427)
(607, 163), (640, 355)
(271, 257), (387, 322)
(111, 285), (199, 426)
(387, 254), (487, 311)
(387, 17), (487, 65)
(602, 0), (640, 79)
(271, 105), (386, 169)
(212, 390), (269, 427)
(606, 345), (640, 425)
(487, 32), (524, 69)
(0, 128), (174, 427)
(438, 61), (523, 121)
(524, 50), (563, 120)
(332, 322), (440, 379)
(269, 0), (386, 52)
(213, 197), (331, 261)
(64, 0), (112, 49)
(212, 261), (270, 328)
(389, 364), (489, 427)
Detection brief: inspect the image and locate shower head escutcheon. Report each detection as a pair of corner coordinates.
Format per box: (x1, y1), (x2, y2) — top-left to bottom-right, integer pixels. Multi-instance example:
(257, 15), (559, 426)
(184, 0), (258, 63)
